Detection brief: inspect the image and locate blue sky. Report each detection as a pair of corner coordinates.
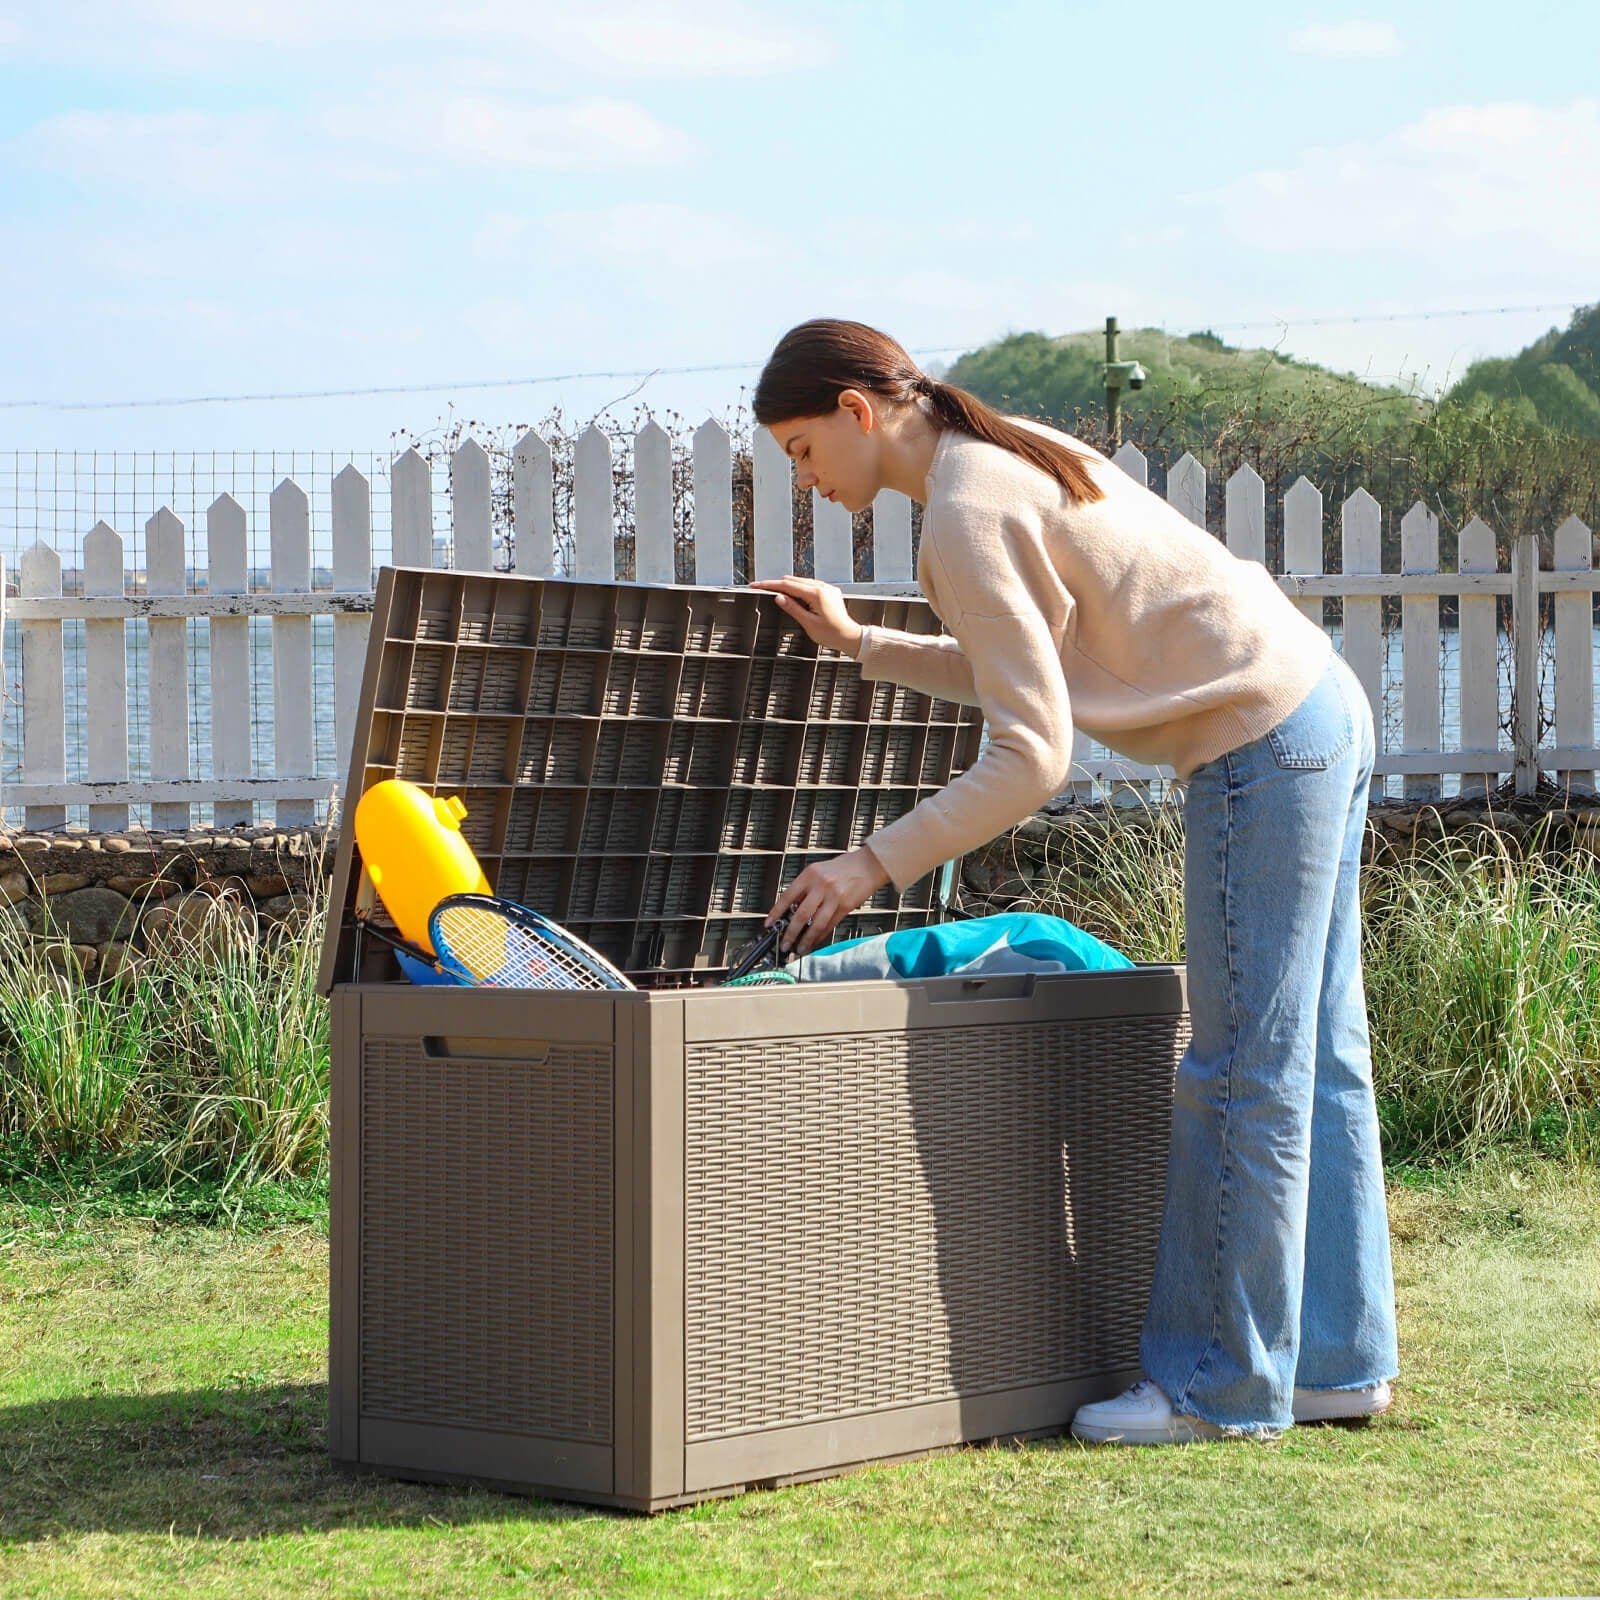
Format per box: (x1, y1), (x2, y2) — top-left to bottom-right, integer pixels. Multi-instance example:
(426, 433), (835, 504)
(1, 0), (1596, 454)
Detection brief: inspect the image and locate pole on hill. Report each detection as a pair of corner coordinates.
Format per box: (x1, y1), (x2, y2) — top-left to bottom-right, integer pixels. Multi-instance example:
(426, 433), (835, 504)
(1104, 316), (1121, 450)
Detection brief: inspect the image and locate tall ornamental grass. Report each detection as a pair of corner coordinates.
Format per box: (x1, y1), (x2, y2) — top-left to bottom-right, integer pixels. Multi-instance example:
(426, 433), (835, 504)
(1360, 831), (1600, 1162)
(0, 883), (329, 1188)
(3, 822), (1598, 1181)
(155, 895), (331, 1189)
(1012, 801), (1187, 966)
(0, 930), (156, 1156)
(1027, 808), (1600, 1163)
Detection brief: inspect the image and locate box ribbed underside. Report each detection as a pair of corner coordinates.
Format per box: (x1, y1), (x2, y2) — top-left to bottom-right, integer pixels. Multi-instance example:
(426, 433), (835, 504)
(683, 1013), (1188, 1440)
(325, 570), (986, 988)
(358, 1038), (614, 1444)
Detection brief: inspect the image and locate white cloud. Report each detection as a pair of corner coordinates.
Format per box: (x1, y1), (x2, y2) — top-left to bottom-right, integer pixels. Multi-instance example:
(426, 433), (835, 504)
(934, 220), (1040, 247)
(536, 203), (775, 271)
(9, 110), (294, 198)
(539, 4), (812, 75)
(8, 92), (696, 197)
(1194, 98), (1600, 265)
(454, 98), (694, 169)
(2, 0), (818, 77)
(1288, 21), (1402, 59)
(323, 93), (696, 171)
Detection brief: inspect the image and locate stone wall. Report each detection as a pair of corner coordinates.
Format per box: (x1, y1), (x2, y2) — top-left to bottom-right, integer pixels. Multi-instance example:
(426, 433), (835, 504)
(4, 789), (1595, 978)
(0, 824), (330, 979)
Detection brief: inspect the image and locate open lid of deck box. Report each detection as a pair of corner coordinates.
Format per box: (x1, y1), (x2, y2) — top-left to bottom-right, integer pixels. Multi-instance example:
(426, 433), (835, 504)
(317, 567), (986, 995)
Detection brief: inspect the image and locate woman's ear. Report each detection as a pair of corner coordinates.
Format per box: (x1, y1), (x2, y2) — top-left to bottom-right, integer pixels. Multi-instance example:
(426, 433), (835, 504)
(836, 388), (876, 433)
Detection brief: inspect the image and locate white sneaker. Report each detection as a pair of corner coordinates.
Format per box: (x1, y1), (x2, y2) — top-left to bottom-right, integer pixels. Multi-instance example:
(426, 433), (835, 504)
(1291, 1380), (1392, 1423)
(1069, 1379), (1231, 1445)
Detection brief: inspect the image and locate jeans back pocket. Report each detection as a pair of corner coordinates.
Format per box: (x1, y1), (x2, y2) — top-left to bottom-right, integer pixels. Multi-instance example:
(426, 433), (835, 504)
(1265, 663), (1354, 770)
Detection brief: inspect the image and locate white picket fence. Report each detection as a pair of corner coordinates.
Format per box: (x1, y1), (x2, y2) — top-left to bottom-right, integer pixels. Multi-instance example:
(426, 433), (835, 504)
(1, 425), (1597, 831)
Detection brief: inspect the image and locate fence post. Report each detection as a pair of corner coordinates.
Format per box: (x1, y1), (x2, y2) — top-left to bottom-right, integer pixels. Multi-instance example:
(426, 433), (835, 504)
(752, 428), (793, 581)
(145, 510), (191, 831)
(513, 429), (555, 578)
(634, 421), (675, 584)
(1341, 489), (1385, 801)
(391, 449), (433, 568)
(451, 438), (494, 574)
(208, 494), (253, 829)
(871, 489), (913, 584)
(692, 420), (734, 586)
(1553, 515), (1595, 795)
(1456, 517), (1500, 797)
(1510, 530), (1541, 796)
(1400, 502), (1442, 800)
(270, 480), (315, 828)
(573, 426), (616, 582)
(332, 466), (373, 811)
(1283, 476), (1324, 629)
(1168, 452), (1207, 529)
(20, 542), (66, 831)
(812, 488), (853, 584)
(84, 521), (130, 833)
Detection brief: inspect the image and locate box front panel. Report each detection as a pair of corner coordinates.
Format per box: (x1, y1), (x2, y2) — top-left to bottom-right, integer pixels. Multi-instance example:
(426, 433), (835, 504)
(682, 1009), (1186, 1446)
(357, 1026), (615, 1450)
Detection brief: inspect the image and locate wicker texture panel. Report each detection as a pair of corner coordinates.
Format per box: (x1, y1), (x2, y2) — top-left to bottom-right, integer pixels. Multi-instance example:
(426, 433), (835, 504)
(359, 1037), (614, 1443)
(683, 1016), (1185, 1440)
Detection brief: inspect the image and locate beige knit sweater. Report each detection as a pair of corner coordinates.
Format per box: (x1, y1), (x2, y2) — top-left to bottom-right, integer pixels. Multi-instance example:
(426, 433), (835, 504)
(855, 421), (1331, 891)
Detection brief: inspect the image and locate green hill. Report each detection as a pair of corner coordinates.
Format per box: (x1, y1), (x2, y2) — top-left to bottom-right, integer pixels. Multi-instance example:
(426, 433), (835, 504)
(942, 327), (1424, 441)
(1443, 303), (1600, 437)
(938, 314), (1600, 559)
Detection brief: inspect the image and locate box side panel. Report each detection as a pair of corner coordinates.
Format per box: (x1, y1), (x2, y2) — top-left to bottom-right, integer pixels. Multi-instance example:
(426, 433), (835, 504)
(610, 1003), (637, 1503)
(318, 567), (402, 996)
(626, 997), (686, 1505)
(328, 986), (362, 1463)
(679, 980), (1186, 1490)
(360, 1419), (612, 1497)
(352, 985), (619, 1490)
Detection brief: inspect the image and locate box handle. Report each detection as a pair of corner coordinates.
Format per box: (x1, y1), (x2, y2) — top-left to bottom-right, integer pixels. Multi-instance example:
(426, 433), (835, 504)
(422, 1036), (553, 1063)
(925, 973), (1039, 1003)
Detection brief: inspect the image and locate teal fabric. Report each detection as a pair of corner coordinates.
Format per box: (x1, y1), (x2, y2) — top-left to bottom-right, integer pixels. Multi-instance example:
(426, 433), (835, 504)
(790, 912), (1132, 983)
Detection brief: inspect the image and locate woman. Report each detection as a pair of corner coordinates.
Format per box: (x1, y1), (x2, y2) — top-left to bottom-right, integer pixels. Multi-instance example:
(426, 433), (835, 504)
(750, 318), (1398, 1444)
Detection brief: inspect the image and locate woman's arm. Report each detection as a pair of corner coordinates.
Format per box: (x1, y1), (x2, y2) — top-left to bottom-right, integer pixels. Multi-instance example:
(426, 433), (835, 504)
(747, 576), (979, 703)
(767, 598), (1074, 952)
(855, 626), (979, 705)
(864, 602), (1074, 892)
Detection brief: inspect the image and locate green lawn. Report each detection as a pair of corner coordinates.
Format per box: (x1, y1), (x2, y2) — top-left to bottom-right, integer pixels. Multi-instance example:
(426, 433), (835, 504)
(2, 1157), (1596, 1599)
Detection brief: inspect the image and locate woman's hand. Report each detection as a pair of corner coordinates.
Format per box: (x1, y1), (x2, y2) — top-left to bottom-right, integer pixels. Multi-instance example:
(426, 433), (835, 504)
(749, 576), (864, 658)
(768, 846), (891, 956)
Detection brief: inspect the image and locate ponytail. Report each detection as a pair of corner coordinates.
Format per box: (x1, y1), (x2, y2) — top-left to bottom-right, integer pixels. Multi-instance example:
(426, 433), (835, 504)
(754, 318), (1105, 507)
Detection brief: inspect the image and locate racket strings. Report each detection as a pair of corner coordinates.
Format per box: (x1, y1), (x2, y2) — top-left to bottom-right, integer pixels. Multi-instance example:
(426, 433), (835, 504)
(432, 903), (605, 990)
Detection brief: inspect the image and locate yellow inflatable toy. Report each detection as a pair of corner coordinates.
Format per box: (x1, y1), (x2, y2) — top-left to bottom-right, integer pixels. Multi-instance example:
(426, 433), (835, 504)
(353, 778), (491, 954)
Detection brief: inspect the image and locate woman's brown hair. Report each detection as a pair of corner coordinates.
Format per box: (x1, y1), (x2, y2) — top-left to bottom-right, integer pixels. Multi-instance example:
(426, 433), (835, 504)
(752, 318), (1105, 506)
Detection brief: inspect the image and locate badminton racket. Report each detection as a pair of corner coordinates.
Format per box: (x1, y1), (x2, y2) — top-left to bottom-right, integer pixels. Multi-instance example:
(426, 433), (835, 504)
(428, 894), (635, 991)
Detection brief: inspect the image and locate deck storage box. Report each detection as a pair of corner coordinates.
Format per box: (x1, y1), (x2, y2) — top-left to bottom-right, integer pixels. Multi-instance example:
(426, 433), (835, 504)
(319, 566), (1189, 1512)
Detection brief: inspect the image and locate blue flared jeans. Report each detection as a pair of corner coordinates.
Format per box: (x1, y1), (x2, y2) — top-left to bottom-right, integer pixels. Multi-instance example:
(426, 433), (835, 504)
(1139, 649), (1400, 1431)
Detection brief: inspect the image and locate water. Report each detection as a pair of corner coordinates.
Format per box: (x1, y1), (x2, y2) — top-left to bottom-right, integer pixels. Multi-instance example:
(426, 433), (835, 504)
(2, 618), (1596, 829)
(2, 615), (342, 827)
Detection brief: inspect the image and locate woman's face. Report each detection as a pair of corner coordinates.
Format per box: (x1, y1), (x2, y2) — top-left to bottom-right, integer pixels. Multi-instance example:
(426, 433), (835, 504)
(768, 391), (881, 515)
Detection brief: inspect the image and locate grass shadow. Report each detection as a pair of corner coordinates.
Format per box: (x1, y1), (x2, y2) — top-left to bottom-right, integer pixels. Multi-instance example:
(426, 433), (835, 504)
(0, 1382), (601, 1541)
